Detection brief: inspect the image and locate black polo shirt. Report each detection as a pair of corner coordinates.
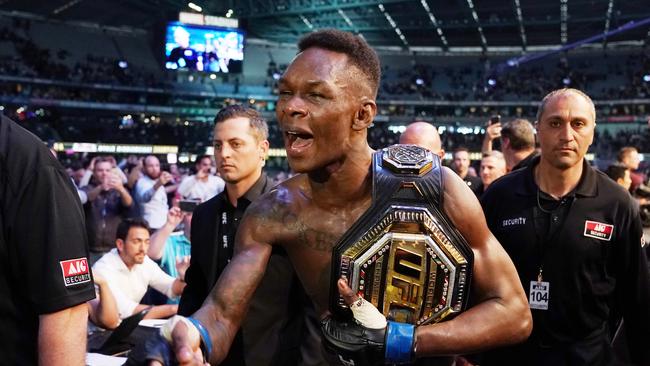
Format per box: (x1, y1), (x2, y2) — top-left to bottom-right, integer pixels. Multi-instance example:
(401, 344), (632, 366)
(0, 116), (95, 364)
(481, 156), (650, 365)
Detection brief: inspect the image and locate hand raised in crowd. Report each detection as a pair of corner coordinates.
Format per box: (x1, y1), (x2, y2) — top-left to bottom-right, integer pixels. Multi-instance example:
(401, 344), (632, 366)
(166, 207), (184, 229)
(485, 121), (502, 142)
(107, 170), (124, 191)
(176, 256), (190, 282)
(159, 171), (173, 185)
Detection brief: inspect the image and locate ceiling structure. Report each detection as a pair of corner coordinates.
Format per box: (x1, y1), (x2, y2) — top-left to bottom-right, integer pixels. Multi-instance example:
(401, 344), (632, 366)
(2, 0), (650, 52)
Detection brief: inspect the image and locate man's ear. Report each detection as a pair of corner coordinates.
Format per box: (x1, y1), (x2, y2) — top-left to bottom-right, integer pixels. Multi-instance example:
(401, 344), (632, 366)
(259, 139), (270, 162)
(115, 239), (124, 253)
(352, 98), (377, 131)
(501, 137), (511, 150)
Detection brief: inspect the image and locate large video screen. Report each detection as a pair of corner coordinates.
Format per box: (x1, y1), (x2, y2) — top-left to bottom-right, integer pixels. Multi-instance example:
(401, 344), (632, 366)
(164, 22), (244, 73)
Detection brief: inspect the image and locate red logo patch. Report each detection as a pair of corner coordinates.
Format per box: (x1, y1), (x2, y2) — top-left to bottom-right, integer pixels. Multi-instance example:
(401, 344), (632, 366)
(59, 257), (91, 287)
(583, 220), (614, 241)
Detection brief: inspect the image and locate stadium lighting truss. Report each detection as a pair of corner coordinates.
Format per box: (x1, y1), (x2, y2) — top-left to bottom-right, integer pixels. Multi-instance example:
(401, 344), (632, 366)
(419, 0), (448, 48)
(603, 0), (615, 45)
(378, 4), (409, 47)
(299, 14), (314, 30)
(513, 0), (527, 50)
(465, 0), (487, 49)
(561, 0), (569, 44)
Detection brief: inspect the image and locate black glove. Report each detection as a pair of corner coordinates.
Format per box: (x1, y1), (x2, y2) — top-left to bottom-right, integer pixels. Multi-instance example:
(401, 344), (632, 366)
(321, 315), (386, 366)
(321, 316), (417, 366)
(124, 332), (176, 366)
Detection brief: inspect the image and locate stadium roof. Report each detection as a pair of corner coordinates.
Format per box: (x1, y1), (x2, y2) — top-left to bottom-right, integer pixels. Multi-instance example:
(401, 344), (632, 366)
(3, 0), (650, 52)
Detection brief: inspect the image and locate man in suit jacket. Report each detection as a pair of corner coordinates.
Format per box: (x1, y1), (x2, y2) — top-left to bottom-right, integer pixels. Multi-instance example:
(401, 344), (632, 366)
(178, 105), (318, 366)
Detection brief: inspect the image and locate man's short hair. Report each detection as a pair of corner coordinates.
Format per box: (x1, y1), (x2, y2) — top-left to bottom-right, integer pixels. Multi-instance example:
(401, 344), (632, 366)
(94, 156), (114, 168)
(453, 147), (469, 156)
(617, 146), (638, 163)
(196, 154), (212, 165)
(606, 163), (628, 182)
(116, 218), (150, 242)
(483, 150), (505, 160)
(214, 105), (269, 141)
(536, 88), (596, 122)
(501, 119), (535, 151)
(298, 29), (381, 97)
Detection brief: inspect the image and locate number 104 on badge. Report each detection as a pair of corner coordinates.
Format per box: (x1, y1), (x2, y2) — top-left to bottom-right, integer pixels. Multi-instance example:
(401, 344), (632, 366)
(529, 281), (549, 310)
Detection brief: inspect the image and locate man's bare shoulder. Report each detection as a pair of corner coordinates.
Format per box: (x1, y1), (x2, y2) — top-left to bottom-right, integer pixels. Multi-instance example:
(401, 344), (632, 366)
(245, 173), (309, 227)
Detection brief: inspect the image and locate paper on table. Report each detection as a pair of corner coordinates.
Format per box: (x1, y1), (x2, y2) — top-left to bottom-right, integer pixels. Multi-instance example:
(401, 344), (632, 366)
(86, 352), (127, 366)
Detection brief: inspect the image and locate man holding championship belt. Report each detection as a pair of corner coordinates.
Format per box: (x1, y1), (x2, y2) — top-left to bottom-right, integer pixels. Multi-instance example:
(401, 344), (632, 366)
(145, 29), (532, 366)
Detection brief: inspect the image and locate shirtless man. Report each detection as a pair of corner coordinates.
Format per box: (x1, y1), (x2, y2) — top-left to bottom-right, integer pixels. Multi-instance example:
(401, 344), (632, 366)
(158, 29), (531, 366)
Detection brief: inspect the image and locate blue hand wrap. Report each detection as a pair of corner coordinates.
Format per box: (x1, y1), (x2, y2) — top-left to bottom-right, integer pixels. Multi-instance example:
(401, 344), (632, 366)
(187, 316), (213, 361)
(384, 321), (415, 364)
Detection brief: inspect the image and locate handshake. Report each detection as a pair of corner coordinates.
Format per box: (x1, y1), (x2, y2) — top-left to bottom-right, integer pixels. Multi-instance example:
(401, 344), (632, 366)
(126, 278), (416, 366)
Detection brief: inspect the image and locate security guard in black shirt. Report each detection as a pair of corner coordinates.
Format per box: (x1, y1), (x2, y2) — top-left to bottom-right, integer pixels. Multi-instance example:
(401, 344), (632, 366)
(481, 88), (650, 365)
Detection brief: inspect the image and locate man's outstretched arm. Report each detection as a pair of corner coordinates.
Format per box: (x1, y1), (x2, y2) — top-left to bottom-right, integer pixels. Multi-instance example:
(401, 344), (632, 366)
(414, 167), (532, 356)
(168, 212), (273, 365)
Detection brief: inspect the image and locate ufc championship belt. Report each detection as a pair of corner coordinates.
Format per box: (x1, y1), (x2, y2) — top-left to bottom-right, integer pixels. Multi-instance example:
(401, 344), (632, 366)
(330, 144), (473, 326)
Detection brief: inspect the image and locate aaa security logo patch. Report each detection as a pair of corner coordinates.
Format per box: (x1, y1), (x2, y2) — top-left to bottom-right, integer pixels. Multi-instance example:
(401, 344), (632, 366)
(60, 257), (91, 287)
(583, 220), (614, 241)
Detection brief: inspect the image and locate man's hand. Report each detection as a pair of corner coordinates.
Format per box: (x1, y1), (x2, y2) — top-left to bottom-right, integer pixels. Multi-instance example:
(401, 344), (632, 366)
(176, 256), (190, 282)
(107, 172), (124, 191)
(159, 171), (173, 186)
(166, 207), (184, 229)
(485, 121), (502, 142)
(127, 316), (207, 366)
(320, 278), (415, 366)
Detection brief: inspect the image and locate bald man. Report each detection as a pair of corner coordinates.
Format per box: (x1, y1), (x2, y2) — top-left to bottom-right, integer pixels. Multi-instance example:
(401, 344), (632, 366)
(399, 121), (445, 158)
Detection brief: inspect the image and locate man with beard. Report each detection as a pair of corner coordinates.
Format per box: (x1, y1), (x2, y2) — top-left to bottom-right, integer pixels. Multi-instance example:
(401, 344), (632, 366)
(92, 218), (187, 320)
(135, 155), (172, 229)
(150, 29), (531, 366)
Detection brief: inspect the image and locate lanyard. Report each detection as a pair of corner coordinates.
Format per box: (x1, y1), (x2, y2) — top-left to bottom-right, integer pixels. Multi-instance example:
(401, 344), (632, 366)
(531, 188), (575, 282)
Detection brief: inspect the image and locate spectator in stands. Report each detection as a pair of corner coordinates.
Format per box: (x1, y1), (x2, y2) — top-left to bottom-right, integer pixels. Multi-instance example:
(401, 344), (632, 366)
(606, 163), (633, 191)
(479, 151), (507, 192)
(82, 156), (134, 264)
(177, 155), (224, 202)
(482, 118), (537, 171)
(399, 121), (445, 159)
(92, 218), (187, 320)
(134, 155), (171, 229)
(452, 147), (482, 196)
(68, 159), (87, 187)
(148, 207), (191, 291)
(617, 146), (647, 194)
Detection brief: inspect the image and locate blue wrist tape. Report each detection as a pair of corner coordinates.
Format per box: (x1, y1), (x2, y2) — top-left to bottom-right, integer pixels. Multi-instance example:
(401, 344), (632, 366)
(385, 321), (416, 364)
(187, 316), (213, 361)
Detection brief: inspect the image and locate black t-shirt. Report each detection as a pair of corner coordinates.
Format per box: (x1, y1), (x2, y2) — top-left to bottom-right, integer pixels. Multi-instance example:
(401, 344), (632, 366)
(480, 157), (650, 365)
(0, 116), (95, 364)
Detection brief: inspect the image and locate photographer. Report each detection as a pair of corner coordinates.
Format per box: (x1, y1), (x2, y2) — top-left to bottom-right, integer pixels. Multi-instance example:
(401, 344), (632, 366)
(82, 155), (133, 264)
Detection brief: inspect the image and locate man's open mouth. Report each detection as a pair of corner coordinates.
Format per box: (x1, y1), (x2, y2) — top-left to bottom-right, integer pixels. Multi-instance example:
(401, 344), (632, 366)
(286, 130), (314, 149)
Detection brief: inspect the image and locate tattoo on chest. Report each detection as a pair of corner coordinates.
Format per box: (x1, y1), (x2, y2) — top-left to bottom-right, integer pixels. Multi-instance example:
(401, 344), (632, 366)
(296, 223), (340, 252)
(253, 200), (342, 252)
